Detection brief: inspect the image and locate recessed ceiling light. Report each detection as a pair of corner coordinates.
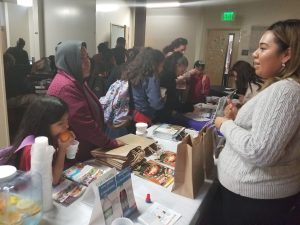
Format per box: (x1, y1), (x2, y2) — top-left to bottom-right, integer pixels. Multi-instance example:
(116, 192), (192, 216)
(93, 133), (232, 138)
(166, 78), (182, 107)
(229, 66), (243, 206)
(17, 0), (33, 7)
(146, 2), (181, 8)
(96, 4), (120, 12)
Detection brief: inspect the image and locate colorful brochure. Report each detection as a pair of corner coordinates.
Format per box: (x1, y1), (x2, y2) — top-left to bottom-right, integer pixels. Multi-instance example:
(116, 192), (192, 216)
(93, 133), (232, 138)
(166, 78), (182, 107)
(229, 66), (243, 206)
(133, 160), (174, 188)
(63, 163), (104, 186)
(52, 178), (86, 206)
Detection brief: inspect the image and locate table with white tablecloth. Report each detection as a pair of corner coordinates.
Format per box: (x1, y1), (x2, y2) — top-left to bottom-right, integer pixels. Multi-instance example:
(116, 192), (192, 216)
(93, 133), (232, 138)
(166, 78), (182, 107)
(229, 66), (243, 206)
(41, 125), (217, 225)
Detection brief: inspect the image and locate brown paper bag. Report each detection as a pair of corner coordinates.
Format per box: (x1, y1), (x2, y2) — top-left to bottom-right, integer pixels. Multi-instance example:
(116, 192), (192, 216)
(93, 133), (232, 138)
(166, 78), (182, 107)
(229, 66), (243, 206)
(172, 133), (205, 199)
(201, 126), (215, 179)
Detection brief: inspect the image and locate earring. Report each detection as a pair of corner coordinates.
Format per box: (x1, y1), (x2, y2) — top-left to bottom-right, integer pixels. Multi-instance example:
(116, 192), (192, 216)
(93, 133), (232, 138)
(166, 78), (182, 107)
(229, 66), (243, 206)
(282, 63), (286, 68)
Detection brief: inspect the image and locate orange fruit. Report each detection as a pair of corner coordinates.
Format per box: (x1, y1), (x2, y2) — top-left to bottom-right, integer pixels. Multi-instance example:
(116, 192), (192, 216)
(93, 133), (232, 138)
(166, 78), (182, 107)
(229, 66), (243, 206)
(59, 131), (71, 142)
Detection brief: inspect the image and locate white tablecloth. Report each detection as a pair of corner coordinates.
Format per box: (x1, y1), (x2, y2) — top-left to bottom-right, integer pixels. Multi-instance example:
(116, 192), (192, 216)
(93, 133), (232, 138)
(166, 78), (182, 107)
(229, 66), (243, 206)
(41, 125), (215, 225)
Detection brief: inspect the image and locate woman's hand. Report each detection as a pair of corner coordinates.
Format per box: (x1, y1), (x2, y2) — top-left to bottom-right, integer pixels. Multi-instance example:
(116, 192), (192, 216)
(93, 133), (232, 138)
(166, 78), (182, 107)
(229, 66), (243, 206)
(188, 68), (199, 76)
(224, 99), (238, 120)
(53, 131), (76, 185)
(215, 117), (230, 129)
(116, 140), (125, 147)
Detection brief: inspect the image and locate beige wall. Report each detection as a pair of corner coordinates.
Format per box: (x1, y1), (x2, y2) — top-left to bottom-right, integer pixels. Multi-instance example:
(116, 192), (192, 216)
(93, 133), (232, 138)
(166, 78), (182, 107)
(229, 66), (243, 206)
(0, 3), (5, 26)
(145, 0), (300, 66)
(145, 7), (203, 68)
(95, 0), (133, 52)
(201, 0), (300, 63)
(5, 2), (31, 56)
(44, 0), (96, 56)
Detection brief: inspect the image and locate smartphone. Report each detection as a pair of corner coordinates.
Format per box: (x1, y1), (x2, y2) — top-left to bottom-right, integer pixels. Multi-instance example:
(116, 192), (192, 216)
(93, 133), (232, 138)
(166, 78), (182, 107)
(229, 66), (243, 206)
(227, 90), (237, 100)
(212, 96), (227, 122)
(212, 90), (237, 122)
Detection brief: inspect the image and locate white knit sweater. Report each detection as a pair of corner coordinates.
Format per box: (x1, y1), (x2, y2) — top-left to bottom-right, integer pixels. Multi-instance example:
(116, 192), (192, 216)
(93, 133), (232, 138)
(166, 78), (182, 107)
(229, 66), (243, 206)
(218, 79), (300, 199)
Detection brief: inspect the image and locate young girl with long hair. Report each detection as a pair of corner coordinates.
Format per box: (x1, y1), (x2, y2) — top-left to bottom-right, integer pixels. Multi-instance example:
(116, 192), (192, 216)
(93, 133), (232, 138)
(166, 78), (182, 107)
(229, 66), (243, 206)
(13, 96), (75, 185)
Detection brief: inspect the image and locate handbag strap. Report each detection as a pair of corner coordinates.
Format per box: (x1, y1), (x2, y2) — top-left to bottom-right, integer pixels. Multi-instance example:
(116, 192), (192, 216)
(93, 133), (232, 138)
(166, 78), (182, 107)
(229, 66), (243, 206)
(15, 135), (35, 153)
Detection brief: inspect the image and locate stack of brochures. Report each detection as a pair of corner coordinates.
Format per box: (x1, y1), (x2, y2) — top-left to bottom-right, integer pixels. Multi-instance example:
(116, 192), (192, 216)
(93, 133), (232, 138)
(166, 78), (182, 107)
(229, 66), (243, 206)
(52, 163), (104, 206)
(152, 124), (186, 141)
(52, 179), (86, 206)
(63, 163), (104, 186)
(133, 149), (177, 188)
(91, 134), (158, 170)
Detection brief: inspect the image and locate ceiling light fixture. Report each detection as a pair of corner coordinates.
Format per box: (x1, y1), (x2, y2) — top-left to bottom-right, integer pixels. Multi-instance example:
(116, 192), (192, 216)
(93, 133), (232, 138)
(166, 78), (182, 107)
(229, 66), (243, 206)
(96, 4), (120, 12)
(146, 2), (181, 8)
(17, 0), (33, 7)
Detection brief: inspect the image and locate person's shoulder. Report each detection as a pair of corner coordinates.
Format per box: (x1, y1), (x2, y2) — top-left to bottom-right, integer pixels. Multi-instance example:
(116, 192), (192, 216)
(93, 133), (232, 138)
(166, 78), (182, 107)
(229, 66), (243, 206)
(266, 79), (300, 100)
(48, 73), (75, 91)
(271, 78), (300, 91)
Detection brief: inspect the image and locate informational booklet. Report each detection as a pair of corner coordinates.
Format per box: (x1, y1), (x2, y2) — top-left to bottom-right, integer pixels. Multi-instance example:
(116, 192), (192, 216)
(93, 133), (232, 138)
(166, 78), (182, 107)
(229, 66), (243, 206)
(63, 163), (104, 186)
(52, 178), (86, 206)
(115, 167), (137, 217)
(153, 124), (186, 141)
(133, 160), (174, 188)
(98, 175), (123, 225)
(86, 168), (137, 225)
(138, 202), (181, 225)
(148, 150), (176, 169)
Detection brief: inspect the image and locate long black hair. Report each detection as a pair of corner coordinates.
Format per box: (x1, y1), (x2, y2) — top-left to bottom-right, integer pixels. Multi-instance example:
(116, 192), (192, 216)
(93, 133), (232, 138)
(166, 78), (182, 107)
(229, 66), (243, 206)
(231, 60), (263, 95)
(163, 38), (188, 55)
(12, 96), (68, 151)
(162, 52), (188, 79)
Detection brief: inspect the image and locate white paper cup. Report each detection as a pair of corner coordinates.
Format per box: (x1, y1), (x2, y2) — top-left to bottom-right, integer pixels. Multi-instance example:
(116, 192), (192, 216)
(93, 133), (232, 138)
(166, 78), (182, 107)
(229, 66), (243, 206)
(111, 218), (134, 225)
(135, 122), (148, 133)
(136, 130), (147, 137)
(66, 140), (79, 159)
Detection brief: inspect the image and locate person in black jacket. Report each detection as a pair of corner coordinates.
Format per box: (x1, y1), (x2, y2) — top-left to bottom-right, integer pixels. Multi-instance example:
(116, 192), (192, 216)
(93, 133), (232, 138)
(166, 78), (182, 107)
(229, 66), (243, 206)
(6, 38), (30, 66)
(155, 52), (193, 123)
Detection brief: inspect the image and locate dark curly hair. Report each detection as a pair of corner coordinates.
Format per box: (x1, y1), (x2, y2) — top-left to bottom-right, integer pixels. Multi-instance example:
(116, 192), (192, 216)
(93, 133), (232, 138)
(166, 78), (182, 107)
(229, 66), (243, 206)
(124, 47), (164, 86)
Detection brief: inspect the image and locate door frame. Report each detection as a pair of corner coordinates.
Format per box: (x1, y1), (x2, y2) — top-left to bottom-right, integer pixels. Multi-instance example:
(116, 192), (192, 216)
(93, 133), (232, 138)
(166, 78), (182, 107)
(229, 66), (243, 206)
(204, 28), (240, 87)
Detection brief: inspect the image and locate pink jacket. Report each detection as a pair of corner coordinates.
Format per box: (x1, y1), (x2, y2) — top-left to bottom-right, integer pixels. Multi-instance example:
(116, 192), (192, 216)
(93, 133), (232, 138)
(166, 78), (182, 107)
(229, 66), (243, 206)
(47, 70), (118, 161)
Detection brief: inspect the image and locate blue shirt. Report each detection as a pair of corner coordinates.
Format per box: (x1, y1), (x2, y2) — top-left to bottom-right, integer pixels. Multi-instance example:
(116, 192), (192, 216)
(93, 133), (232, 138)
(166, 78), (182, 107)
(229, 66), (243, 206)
(131, 76), (164, 118)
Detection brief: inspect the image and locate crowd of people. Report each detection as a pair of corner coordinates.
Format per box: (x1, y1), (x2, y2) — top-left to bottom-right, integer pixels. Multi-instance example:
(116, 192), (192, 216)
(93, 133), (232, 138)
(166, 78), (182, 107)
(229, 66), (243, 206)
(2, 18), (300, 225)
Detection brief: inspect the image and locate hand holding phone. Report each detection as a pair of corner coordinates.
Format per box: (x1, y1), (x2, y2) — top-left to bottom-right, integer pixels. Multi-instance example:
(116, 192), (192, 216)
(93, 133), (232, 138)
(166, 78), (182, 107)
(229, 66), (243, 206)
(224, 101), (238, 120)
(227, 90), (237, 100)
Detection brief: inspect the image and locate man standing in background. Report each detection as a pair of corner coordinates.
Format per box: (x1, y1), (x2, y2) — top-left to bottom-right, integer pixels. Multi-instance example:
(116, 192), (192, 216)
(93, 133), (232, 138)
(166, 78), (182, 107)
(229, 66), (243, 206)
(6, 38), (30, 66)
(112, 37), (127, 65)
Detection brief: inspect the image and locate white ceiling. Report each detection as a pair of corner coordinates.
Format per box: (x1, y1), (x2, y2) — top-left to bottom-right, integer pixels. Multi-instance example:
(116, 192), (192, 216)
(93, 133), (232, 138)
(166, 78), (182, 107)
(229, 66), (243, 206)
(1, 0), (272, 7)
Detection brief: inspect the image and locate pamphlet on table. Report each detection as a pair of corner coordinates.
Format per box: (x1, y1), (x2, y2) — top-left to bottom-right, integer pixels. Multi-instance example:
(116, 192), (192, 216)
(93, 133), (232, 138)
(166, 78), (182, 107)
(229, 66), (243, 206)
(63, 163), (104, 186)
(138, 202), (181, 225)
(85, 167), (137, 225)
(52, 178), (86, 206)
(133, 160), (174, 188)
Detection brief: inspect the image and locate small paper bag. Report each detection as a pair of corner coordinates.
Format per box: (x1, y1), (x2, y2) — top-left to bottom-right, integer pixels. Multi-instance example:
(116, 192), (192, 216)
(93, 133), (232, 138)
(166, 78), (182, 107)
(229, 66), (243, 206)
(172, 133), (204, 199)
(201, 126), (215, 179)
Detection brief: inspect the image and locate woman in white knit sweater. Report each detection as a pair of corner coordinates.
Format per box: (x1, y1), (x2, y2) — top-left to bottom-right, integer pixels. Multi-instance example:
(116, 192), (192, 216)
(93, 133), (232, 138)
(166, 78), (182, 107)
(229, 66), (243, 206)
(214, 19), (300, 225)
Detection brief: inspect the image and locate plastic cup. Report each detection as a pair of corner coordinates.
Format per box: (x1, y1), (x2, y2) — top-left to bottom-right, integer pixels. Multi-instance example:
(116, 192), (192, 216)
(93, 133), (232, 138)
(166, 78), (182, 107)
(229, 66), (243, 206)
(66, 140), (79, 159)
(111, 218), (134, 225)
(135, 122), (148, 133)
